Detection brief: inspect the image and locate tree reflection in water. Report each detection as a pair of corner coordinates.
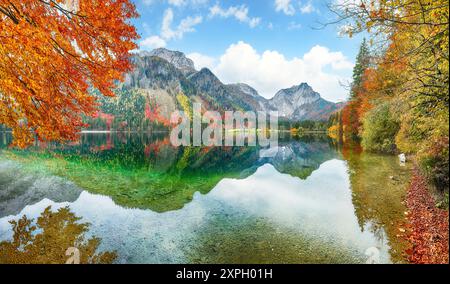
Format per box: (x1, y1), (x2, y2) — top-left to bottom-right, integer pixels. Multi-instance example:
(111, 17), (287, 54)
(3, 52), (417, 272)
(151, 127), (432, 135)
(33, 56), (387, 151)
(0, 206), (116, 264)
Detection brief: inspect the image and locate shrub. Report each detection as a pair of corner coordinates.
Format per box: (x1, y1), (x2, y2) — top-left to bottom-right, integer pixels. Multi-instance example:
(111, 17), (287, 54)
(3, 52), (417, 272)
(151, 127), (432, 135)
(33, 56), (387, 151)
(419, 137), (449, 192)
(361, 102), (400, 154)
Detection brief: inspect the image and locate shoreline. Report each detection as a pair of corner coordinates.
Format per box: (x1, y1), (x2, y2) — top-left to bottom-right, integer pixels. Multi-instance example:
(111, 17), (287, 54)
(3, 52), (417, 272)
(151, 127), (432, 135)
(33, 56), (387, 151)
(405, 169), (449, 264)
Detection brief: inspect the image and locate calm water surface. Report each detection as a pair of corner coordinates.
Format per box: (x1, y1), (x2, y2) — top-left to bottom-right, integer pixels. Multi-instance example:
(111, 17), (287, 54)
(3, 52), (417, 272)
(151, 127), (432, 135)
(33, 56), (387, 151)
(0, 132), (411, 263)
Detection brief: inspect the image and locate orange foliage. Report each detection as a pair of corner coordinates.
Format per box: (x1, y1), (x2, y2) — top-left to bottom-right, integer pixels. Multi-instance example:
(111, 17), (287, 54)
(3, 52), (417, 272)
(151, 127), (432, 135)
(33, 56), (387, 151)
(93, 111), (115, 130)
(342, 59), (404, 140)
(358, 68), (377, 117)
(342, 100), (361, 139)
(405, 170), (449, 264)
(144, 137), (170, 158)
(341, 33), (411, 141)
(0, 0), (139, 147)
(145, 103), (171, 126)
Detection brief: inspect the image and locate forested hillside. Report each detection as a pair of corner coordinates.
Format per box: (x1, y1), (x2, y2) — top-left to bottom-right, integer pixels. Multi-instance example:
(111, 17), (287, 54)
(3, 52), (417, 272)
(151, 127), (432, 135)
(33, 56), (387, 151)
(328, 0), (449, 192)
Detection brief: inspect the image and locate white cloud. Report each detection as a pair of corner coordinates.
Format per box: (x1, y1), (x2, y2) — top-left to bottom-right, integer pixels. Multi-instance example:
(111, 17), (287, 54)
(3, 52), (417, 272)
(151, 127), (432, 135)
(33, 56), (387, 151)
(139, 8), (202, 50)
(303, 45), (354, 70)
(187, 52), (217, 70)
(275, 0), (295, 16)
(209, 4), (261, 28)
(168, 0), (186, 6)
(189, 42), (353, 102)
(140, 35), (167, 49)
(161, 8), (203, 40)
(299, 1), (315, 14)
(168, 0), (209, 6)
(161, 9), (175, 39)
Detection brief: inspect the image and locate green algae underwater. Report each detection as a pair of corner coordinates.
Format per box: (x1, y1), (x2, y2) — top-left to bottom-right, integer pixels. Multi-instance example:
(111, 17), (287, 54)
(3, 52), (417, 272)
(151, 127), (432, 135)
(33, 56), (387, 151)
(0, 132), (412, 264)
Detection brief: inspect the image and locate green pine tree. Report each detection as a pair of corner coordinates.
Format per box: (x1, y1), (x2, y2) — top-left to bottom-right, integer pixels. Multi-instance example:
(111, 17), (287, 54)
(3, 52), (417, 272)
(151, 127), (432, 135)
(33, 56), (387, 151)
(350, 38), (370, 100)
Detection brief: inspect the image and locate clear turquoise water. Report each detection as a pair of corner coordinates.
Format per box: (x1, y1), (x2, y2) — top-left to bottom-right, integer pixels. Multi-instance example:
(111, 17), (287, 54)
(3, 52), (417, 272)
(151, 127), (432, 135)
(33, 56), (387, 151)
(0, 132), (411, 263)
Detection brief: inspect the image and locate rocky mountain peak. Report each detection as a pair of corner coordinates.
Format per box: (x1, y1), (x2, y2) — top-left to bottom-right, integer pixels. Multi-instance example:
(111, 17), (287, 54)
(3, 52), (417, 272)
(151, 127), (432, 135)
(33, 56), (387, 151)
(278, 83), (317, 97)
(141, 48), (196, 75)
(227, 83), (261, 98)
(268, 82), (338, 120)
(273, 83), (321, 104)
(125, 49), (341, 121)
(296, 82), (314, 92)
(189, 68), (222, 86)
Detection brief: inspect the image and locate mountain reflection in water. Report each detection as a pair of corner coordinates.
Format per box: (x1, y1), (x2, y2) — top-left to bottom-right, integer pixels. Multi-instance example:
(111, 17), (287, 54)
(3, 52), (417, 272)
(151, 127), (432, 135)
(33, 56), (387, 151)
(0, 132), (411, 263)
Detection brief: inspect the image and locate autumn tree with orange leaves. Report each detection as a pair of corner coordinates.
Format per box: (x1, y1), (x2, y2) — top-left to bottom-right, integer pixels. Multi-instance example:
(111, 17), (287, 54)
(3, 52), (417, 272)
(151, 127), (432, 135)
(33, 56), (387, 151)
(327, 0), (449, 263)
(0, 0), (139, 147)
(341, 38), (371, 140)
(328, 0), (449, 190)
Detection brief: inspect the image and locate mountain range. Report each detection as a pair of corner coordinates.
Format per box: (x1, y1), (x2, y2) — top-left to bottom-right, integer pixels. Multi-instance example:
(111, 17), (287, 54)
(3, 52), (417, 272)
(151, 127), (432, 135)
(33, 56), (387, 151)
(94, 48), (344, 129)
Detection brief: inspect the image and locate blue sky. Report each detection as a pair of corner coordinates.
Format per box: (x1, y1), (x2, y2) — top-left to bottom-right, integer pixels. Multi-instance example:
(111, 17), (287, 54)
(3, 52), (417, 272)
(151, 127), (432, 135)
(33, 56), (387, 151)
(131, 0), (365, 102)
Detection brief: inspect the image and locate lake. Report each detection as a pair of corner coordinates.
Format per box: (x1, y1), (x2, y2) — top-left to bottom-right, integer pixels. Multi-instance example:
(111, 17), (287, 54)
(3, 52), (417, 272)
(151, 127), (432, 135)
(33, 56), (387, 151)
(0, 132), (412, 264)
